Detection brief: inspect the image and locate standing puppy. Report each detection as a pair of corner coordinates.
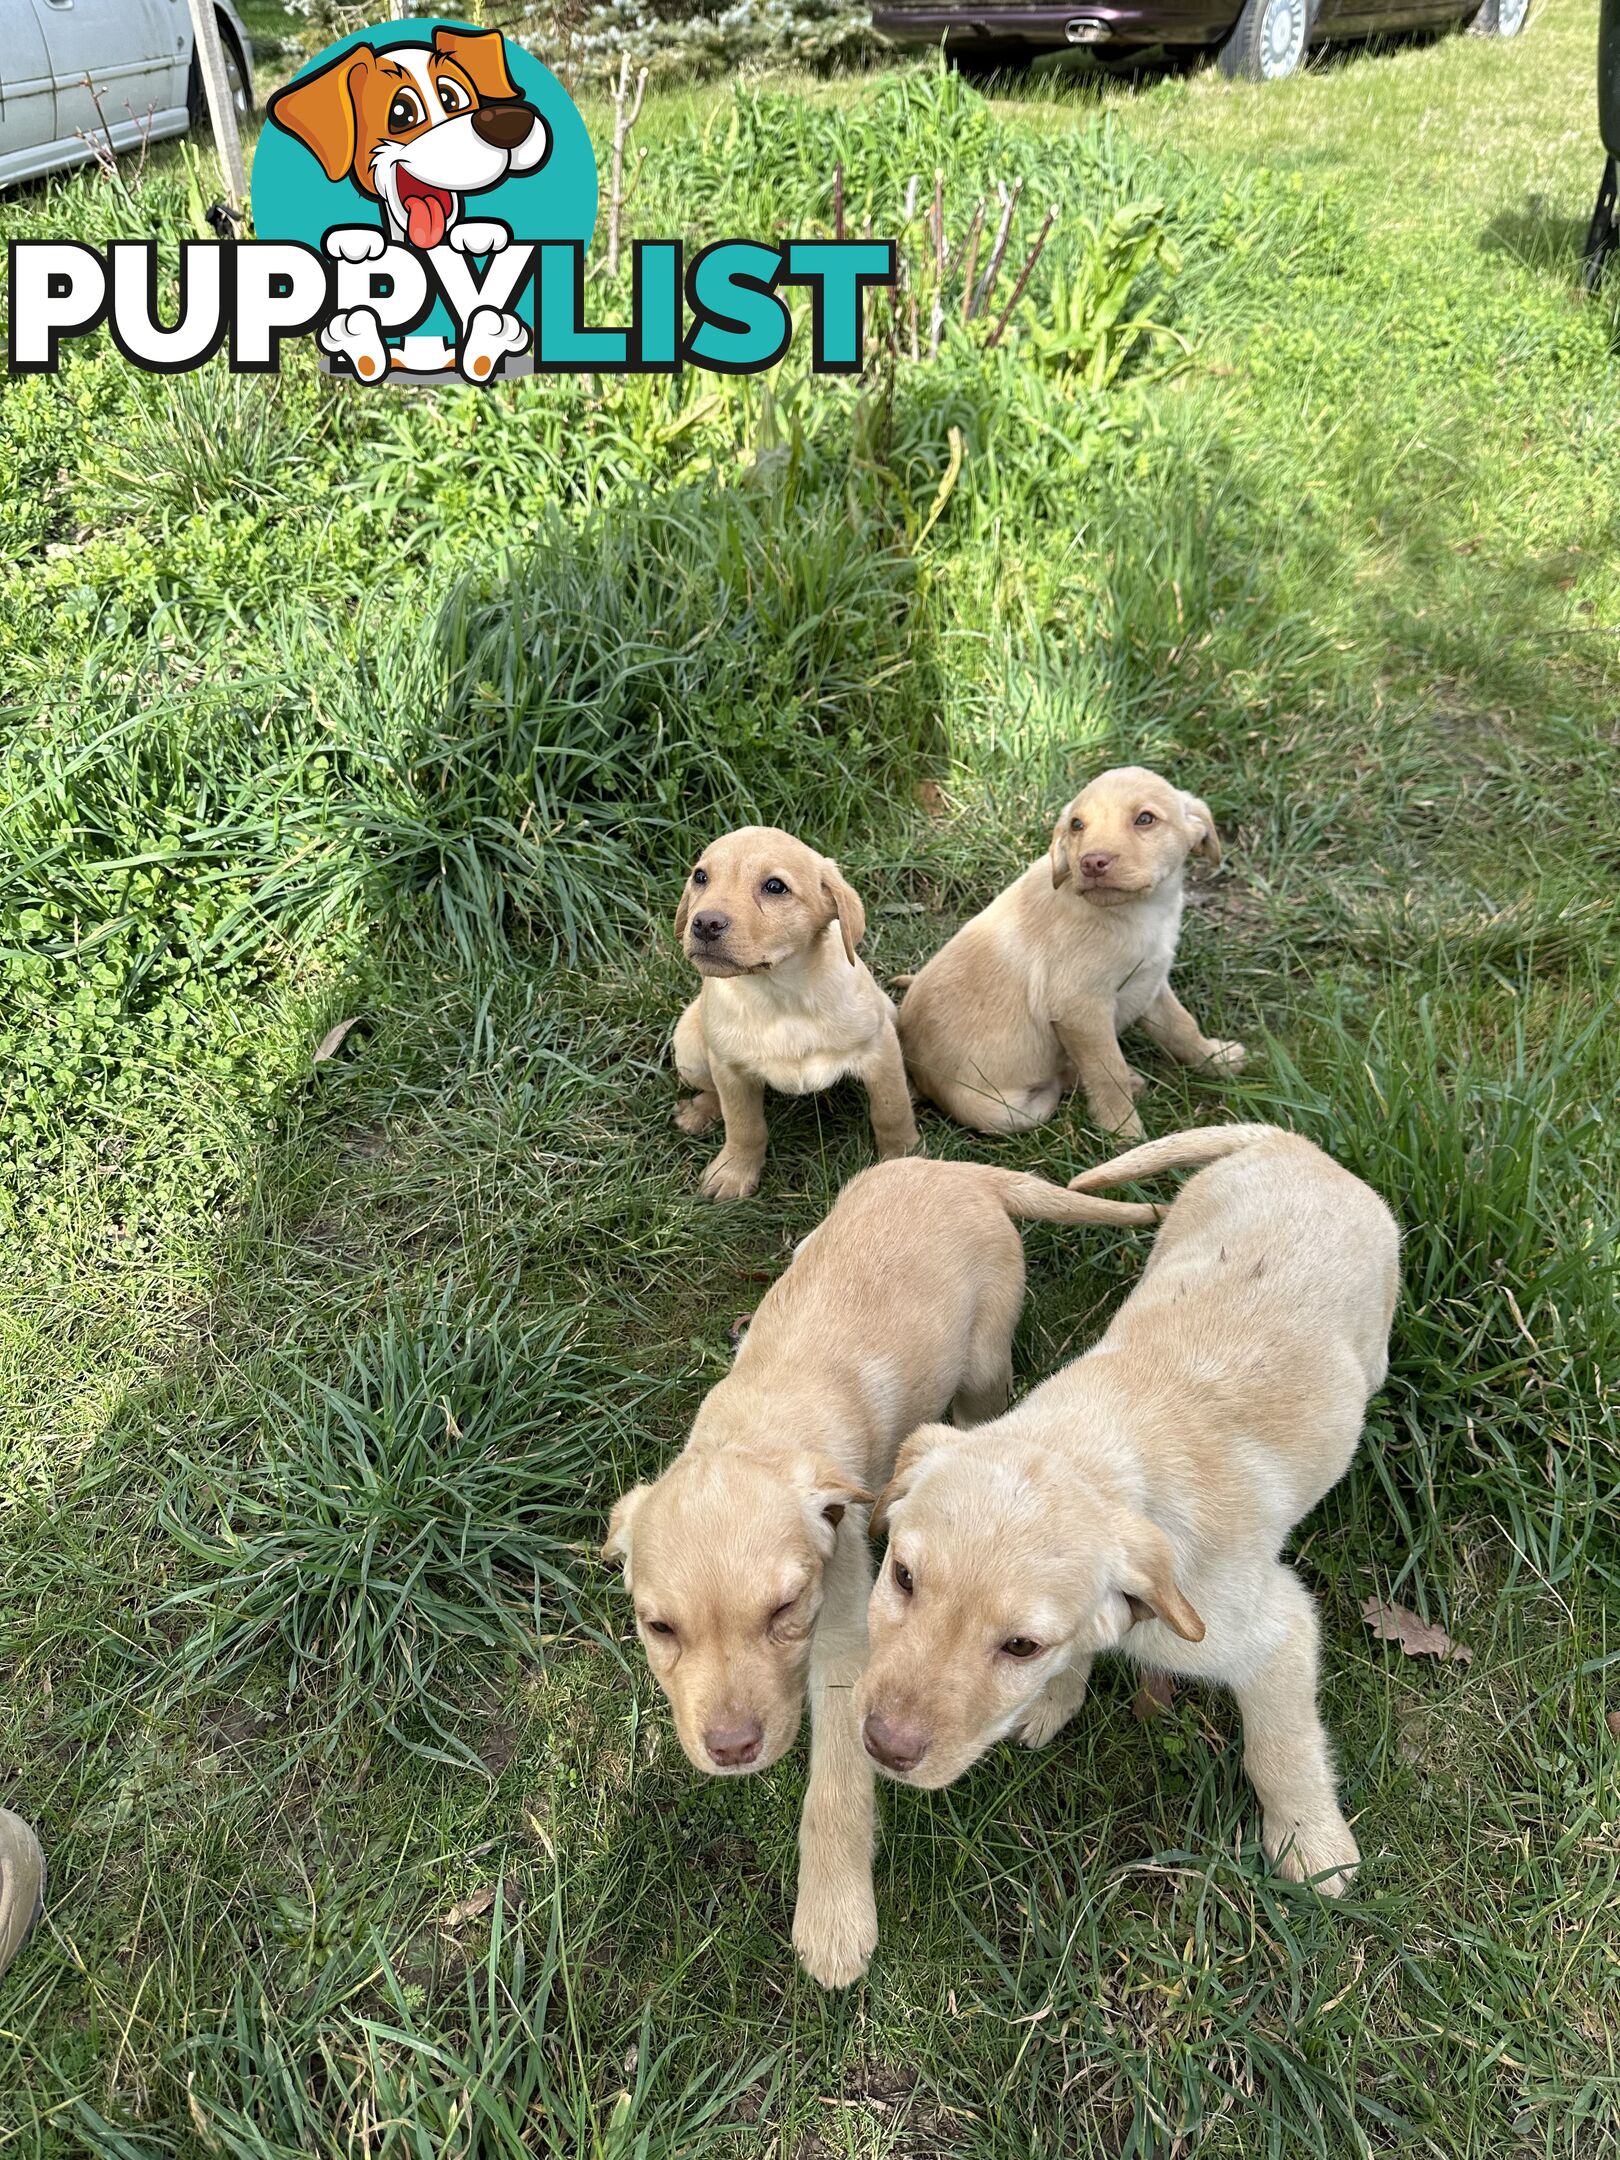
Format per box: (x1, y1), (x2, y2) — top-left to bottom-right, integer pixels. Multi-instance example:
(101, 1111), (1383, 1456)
(673, 827), (917, 1201)
(898, 767), (1244, 1140)
(603, 1156), (1160, 1986)
(856, 1125), (1399, 1896)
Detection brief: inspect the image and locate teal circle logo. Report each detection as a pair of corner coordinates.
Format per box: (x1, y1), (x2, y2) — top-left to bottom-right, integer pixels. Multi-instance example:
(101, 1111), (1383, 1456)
(251, 16), (596, 382)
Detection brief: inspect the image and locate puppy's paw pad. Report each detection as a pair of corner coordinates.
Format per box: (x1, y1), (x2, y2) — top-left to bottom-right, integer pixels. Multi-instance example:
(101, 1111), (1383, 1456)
(700, 1152), (763, 1202)
(1266, 1813), (1360, 1898)
(793, 1885), (878, 1990)
(674, 1096), (719, 1135)
(1207, 1040), (1247, 1072)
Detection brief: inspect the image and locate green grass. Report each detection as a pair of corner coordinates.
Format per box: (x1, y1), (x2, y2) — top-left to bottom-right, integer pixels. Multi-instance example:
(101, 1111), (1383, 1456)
(3, 5), (1619, 2154)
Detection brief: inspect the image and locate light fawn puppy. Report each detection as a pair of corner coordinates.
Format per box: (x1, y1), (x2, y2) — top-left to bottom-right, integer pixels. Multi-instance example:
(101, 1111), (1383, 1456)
(672, 827), (916, 1201)
(603, 1156), (1160, 1986)
(856, 1125), (1399, 1897)
(897, 767), (1244, 1141)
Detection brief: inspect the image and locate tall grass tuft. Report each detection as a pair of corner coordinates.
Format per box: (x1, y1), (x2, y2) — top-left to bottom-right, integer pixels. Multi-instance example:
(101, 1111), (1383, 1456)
(157, 1291), (638, 1760)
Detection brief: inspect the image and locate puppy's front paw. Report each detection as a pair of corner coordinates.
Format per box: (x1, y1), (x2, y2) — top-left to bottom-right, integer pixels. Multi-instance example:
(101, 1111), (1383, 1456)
(1205, 1039), (1247, 1073)
(1264, 1809), (1359, 1898)
(447, 219), (511, 256)
(1125, 1066), (1150, 1100)
(1015, 1665), (1090, 1748)
(874, 1123), (922, 1161)
(674, 1092), (720, 1136)
(793, 1869), (877, 1990)
(700, 1149), (763, 1202)
(324, 226), (387, 264)
(1102, 1106), (1146, 1141)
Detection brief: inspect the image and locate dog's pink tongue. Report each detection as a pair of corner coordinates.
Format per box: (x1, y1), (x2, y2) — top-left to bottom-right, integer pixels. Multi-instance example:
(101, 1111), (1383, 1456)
(406, 194), (446, 250)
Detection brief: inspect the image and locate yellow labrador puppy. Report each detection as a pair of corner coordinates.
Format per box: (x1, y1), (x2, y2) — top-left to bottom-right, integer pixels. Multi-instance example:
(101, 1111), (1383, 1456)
(856, 1124), (1398, 1898)
(672, 826), (916, 1200)
(898, 767), (1244, 1140)
(603, 1155), (1159, 1987)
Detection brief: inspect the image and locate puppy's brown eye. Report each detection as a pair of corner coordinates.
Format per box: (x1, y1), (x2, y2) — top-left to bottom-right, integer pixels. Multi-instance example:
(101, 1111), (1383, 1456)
(1069, 817), (1084, 833)
(387, 91), (424, 131)
(893, 1559), (914, 1596)
(1134, 811), (1157, 828)
(1002, 1637), (1040, 1659)
(647, 1619), (675, 1637)
(437, 78), (470, 114)
(691, 868), (708, 887)
(762, 877), (788, 896)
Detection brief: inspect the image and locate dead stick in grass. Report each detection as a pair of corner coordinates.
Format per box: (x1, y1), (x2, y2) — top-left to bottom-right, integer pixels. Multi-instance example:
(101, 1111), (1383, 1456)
(606, 53), (647, 278)
(958, 202), (986, 325)
(985, 205), (1058, 351)
(928, 167), (947, 357)
(973, 177), (1023, 319)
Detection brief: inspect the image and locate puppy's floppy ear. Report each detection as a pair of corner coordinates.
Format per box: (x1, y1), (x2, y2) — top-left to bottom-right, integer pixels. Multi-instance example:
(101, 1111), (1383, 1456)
(798, 1462), (874, 1552)
(818, 860), (866, 965)
(1117, 1511), (1205, 1642)
(674, 878), (696, 943)
(1179, 792), (1223, 867)
(869, 1424), (948, 1539)
(266, 46), (374, 183)
(1049, 808), (1076, 890)
(432, 24), (521, 102)
(602, 1485), (649, 1569)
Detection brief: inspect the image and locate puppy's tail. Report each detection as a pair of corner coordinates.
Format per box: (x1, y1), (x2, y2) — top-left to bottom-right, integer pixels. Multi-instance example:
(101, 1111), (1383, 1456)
(1067, 1123), (1286, 1195)
(986, 1167), (1162, 1228)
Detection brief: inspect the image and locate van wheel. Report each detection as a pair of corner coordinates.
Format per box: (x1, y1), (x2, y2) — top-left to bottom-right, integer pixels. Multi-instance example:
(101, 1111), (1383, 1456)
(1467, 0), (1531, 33)
(187, 15), (254, 128)
(1217, 0), (1310, 80)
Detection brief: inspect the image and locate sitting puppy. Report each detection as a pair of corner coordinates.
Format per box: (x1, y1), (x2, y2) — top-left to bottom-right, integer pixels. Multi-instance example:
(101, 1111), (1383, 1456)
(856, 1124), (1399, 1898)
(897, 767), (1244, 1140)
(602, 1156), (1159, 1987)
(673, 826), (917, 1201)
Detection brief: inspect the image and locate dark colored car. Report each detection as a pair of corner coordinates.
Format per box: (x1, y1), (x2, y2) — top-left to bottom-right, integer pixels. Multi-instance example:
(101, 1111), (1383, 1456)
(872, 0), (1529, 84)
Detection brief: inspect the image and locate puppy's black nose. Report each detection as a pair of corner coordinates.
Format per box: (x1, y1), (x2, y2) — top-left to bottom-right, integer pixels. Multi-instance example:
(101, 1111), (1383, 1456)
(862, 1713), (929, 1774)
(690, 912), (730, 944)
(704, 1721), (763, 1768)
(471, 101), (540, 150)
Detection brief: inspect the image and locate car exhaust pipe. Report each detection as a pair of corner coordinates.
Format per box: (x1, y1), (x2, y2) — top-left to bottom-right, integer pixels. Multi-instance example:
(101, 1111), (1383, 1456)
(1065, 16), (1107, 39)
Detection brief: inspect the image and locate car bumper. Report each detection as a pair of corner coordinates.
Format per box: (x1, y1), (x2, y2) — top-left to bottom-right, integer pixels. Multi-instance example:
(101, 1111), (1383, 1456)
(872, 2), (1238, 50)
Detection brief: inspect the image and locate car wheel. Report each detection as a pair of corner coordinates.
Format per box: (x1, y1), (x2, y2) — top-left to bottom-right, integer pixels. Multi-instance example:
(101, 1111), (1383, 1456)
(945, 40), (1036, 78)
(187, 16), (255, 128)
(1217, 0), (1311, 80)
(1467, 0), (1531, 34)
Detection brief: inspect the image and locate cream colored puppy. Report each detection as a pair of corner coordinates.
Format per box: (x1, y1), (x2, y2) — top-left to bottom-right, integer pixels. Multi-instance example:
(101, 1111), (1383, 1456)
(856, 1125), (1399, 1897)
(672, 826), (917, 1201)
(603, 1156), (1159, 1987)
(898, 767), (1244, 1140)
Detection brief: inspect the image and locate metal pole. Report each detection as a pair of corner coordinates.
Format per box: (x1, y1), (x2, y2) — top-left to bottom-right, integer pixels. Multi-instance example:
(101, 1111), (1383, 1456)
(183, 0), (247, 211)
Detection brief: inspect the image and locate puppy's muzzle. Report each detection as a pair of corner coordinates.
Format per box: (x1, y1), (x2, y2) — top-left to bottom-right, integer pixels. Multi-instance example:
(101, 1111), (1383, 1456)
(472, 101), (541, 150)
(689, 911), (730, 948)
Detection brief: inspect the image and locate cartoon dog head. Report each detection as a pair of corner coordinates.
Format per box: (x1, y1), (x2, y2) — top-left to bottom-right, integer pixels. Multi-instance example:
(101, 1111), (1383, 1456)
(267, 27), (550, 249)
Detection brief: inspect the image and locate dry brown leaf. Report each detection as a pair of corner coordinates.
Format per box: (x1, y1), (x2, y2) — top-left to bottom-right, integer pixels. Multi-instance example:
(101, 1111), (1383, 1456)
(1361, 1598), (1472, 1666)
(441, 1875), (522, 1928)
(1605, 1710), (1620, 1740)
(914, 779), (948, 816)
(1133, 1672), (1176, 1720)
(313, 1017), (360, 1065)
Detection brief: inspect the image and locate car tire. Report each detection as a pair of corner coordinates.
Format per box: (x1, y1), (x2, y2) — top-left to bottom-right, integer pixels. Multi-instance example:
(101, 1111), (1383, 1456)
(945, 40), (1036, 78)
(187, 15), (254, 130)
(1467, 0), (1531, 34)
(1217, 0), (1312, 80)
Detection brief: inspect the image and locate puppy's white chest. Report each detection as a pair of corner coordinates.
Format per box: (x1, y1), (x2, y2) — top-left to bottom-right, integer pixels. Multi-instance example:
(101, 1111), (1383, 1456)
(706, 982), (876, 1095)
(1110, 906), (1181, 1026)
